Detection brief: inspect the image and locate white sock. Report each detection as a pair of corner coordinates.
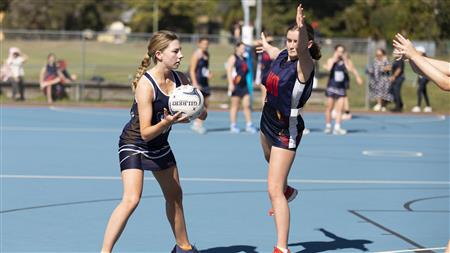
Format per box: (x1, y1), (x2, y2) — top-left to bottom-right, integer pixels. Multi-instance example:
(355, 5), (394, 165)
(326, 123), (331, 128)
(276, 246), (288, 253)
(231, 123), (237, 128)
(334, 124), (341, 130)
(246, 122), (253, 127)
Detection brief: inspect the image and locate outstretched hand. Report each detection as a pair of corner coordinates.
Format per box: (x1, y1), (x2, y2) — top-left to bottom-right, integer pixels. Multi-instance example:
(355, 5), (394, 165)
(296, 3), (305, 28)
(393, 33), (418, 61)
(255, 32), (270, 54)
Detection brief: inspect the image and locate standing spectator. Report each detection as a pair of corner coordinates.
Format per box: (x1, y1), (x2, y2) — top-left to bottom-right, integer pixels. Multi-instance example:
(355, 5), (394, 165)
(389, 53), (405, 112)
(411, 47), (432, 113)
(7, 47), (27, 101)
(367, 48), (392, 112)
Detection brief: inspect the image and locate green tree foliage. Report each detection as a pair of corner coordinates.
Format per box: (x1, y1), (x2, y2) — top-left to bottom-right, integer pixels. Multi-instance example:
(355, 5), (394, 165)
(1, 0), (448, 41)
(3, 0), (125, 30)
(126, 0), (218, 33)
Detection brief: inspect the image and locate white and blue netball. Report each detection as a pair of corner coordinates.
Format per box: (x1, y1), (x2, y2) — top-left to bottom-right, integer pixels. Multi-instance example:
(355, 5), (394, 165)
(168, 85), (205, 120)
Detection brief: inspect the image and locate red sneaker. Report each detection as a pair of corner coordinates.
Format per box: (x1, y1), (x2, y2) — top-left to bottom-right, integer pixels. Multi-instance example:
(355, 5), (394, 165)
(269, 185), (298, 216)
(273, 247), (291, 253)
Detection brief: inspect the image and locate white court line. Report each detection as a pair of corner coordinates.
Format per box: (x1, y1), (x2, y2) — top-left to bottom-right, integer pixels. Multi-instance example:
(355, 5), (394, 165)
(2, 126), (449, 138)
(374, 247), (446, 253)
(1, 174), (449, 185)
(49, 106), (126, 117)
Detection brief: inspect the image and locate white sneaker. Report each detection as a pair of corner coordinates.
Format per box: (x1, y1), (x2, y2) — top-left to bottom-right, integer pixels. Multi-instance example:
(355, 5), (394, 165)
(333, 128), (347, 135)
(424, 106), (432, 113)
(230, 126), (240, 134)
(381, 107), (386, 112)
(191, 124), (206, 134)
(373, 104), (382, 111)
(411, 106), (421, 113)
(303, 128), (310, 135)
(324, 126), (332, 134)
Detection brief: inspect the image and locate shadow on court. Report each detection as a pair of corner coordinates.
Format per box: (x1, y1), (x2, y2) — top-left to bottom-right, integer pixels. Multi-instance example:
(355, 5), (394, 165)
(289, 228), (373, 253)
(200, 245), (258, 253)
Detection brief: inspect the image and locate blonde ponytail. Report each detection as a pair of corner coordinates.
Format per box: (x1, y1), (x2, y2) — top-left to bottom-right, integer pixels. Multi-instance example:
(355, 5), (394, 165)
(131, 53), (151, 91)
(130, 30), (179, 91)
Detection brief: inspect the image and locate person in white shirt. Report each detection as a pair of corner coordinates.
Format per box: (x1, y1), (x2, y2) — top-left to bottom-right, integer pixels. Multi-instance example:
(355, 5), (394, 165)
(7, 48), (27, 100)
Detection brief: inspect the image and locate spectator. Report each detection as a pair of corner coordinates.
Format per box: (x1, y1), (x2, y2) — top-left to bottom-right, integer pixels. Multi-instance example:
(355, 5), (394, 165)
(389, 52), (405, 112)
(39, 54), (76, 103)
(367, 48), (392, 112)
(6, 47), (27, 101)
(411, 47), (432, 113)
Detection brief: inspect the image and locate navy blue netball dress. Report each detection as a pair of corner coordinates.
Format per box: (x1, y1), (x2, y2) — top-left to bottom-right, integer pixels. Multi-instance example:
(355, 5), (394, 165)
(195, 51), (211, 97)
(325, 60), (349, 98)
(260, 49), (314, 151)
(118, 71), (182, 171)
(231, 54), (249, 97)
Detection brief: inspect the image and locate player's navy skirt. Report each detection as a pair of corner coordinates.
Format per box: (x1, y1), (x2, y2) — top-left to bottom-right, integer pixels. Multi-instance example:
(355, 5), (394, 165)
(260, 103), (305, 151)
(118, 141), (176, 171)
(231, 84), (249, 97)
(325, 86), (347, 99)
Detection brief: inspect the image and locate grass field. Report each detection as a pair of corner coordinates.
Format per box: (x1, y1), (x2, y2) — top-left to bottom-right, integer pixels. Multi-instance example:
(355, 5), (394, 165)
(1, 39), (449, 112)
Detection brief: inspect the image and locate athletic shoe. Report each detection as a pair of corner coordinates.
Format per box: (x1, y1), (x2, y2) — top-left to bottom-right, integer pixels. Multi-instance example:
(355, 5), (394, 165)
(381, 106), (387, 112)
(411, 106), (421, 113)
(171, 245), (199, 253)
(303, 128), (310, 135)
(333, 128), (347, 135)
(245, 124), (257, 134)
(273, 247), (291, 253)
(269, 185), (298, 216)
(373, 104), (382, 111)
(191, 124), (206, 135)
(342, 113), (352, 120)
(424, 106), (432, 113)
(230, 125), (240, 134)
(324, 126), (332, 134)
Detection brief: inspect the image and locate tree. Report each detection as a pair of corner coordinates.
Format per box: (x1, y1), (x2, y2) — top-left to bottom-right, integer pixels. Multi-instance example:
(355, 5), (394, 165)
(3, 0), (125, 30)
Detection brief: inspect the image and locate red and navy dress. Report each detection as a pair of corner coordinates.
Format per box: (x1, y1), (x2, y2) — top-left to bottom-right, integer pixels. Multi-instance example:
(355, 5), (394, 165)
(118, 71), (182, 171)
(260, 49), (314, 151)
(231, 54), (249, 97)
(194, 51), (211, 97)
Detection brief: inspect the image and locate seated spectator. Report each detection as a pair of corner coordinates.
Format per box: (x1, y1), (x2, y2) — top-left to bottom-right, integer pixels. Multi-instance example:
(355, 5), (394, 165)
(39, 54), (76, 103)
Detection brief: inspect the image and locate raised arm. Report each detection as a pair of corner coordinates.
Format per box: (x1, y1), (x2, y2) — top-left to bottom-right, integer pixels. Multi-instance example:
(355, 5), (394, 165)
(393, 33), (450, 91)
(296, 4), (314, 83)
(255, 32), (281, 60)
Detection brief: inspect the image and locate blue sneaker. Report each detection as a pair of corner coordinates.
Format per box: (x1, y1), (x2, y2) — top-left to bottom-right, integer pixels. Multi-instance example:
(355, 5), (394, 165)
(245, 124), (257, 134)
(171, 244), (199, 253)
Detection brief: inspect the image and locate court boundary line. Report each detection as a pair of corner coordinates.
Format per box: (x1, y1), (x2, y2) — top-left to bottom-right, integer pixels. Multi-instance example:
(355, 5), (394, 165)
(374, 247), (445, 253)
(1, 174), (449, 185)
(3, 125), (449, 138)
(348, 210), (435, 253)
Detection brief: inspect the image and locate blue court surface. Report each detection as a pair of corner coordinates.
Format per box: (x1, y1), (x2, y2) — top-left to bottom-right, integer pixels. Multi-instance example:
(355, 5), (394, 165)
(1, 106), (449, 253)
